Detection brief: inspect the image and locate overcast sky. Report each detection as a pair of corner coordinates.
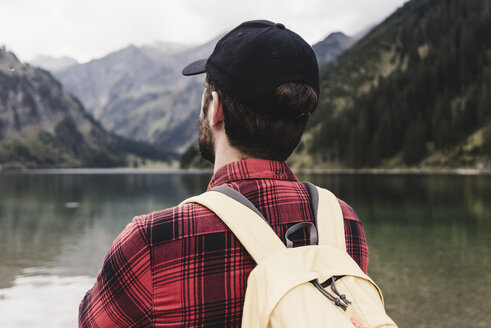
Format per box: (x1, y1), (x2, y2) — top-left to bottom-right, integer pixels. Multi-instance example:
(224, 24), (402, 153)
(0, 0), (407, 63)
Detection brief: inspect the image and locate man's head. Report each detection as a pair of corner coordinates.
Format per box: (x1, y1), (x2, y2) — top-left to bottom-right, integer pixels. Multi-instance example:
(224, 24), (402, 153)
(183, 20), (319, 163)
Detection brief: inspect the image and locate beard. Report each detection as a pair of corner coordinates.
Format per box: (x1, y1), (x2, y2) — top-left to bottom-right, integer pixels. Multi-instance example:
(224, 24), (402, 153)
(198, 100), (215, 164)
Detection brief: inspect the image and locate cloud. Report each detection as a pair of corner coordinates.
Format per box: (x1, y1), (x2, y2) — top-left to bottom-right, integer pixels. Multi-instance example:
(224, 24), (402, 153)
(178, 0), (407, 43)
(0, 0), (407, 62)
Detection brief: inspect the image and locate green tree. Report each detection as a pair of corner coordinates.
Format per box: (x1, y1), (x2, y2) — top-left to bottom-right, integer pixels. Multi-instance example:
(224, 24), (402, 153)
(403, 120), (426, 165)
(483, 126), (491, 157)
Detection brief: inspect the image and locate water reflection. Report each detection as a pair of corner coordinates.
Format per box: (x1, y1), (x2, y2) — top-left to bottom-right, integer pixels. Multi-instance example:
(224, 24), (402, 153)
(0, 172), (489, 327)
(0, 173), (212, 289)
(297, 173), (491, 327)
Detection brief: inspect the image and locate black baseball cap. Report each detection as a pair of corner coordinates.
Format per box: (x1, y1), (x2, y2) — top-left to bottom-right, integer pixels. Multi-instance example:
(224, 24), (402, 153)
(182, 20), (319, 114)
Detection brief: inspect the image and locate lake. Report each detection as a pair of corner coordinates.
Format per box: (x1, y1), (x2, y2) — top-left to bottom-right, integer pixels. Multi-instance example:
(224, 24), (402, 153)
(0, 170), (489, 327)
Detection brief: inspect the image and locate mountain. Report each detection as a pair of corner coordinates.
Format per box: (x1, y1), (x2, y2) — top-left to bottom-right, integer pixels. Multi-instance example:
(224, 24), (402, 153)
(50, 31), (351, 155)
(0, 47), (174, 168)
(312, 32), (355, 67)
(30, 55), (78, 73)
(53, 39), (220, 153)
(290, 0), (491, 169)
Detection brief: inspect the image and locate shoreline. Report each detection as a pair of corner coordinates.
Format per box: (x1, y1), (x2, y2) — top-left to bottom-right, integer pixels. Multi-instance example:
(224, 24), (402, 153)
(294, 167), (491, 175)
(0, 167), (214, 175)
(1, 166), (490, 175)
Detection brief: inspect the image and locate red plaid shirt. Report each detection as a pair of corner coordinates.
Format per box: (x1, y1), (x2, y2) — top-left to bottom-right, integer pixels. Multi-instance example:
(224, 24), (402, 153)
(79, 159), (369, 327)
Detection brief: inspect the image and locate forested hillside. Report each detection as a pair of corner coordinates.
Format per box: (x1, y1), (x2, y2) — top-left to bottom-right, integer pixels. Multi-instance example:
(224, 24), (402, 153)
(292, 0), (491, 168)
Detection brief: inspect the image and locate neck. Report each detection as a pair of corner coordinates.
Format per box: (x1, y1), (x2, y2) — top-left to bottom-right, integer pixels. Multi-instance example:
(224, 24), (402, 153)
(213, 133), (247, 173)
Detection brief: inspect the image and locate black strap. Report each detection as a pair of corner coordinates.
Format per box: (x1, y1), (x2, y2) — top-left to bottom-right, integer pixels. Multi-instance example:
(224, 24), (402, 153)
(210, 185), (267, 221)
(302, 181), (319, 229)
(211, 184), (320, 248)
(285, 222), (318, 247)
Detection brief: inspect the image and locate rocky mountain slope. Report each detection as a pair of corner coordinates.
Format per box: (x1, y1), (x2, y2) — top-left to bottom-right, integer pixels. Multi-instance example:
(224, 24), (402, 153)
(0, 47), (174, 168)
(52, 38), (220, 153)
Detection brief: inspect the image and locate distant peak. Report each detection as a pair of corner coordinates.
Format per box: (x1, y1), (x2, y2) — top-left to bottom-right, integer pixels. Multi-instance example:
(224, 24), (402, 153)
(141, 41), (192, 54)
(0, 45), (19, 61)
(125, 44), (139, 50)
(113, 44), (145, 56)
(324, 31), (352, 41)
(29, 54), (78, 73)
(328, 31), (348, 37)
(0, 46), (21, 71)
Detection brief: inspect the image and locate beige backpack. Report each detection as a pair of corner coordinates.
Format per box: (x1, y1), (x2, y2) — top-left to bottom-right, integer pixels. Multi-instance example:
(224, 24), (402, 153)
(183, 183), (397, 328)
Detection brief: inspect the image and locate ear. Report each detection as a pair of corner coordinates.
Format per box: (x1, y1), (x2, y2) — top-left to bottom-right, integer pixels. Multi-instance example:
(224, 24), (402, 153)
(210, 91), (224, 128)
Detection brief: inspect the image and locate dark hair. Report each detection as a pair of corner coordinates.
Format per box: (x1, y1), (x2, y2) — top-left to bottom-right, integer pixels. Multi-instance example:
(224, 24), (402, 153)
(204, 77), (318, 161)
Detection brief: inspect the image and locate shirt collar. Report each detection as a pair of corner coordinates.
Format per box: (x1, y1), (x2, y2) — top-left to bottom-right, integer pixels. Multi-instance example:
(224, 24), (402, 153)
(207, 159), (298, 190)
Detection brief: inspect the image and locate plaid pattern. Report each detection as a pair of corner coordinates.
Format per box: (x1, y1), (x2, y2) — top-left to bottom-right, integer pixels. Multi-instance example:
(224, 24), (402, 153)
(79, 159), (369, 327)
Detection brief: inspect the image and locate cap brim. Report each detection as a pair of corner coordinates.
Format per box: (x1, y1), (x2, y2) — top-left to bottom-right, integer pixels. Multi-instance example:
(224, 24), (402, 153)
(182, 59), (207, 76)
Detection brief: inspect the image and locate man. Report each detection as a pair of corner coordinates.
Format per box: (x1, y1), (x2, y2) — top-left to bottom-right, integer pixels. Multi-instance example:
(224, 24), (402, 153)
(79, 20), (368, 327)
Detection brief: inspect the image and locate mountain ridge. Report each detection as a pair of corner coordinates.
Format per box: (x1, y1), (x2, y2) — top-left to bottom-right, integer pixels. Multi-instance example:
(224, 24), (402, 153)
(30, 55), (78, 73)
(50, 32), (354, 154)
(0, 47), (175, 168)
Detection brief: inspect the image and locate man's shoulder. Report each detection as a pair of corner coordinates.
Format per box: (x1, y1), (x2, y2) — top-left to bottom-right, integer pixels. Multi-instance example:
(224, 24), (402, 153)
(134, 201), (229, 246)
(336, 198), (363, 224)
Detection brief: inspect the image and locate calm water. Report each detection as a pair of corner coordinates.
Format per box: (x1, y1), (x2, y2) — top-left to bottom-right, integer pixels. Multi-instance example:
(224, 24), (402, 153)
(0, 171), (489, 327)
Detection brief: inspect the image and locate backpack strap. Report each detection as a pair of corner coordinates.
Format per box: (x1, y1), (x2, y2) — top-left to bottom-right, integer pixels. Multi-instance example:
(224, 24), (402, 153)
(181, 186), (286, 263)
(211, 185), (267, 221)
(303, 182), (346, 252)
(181, 183), (347, 262)
(211, 186), (318, 248)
